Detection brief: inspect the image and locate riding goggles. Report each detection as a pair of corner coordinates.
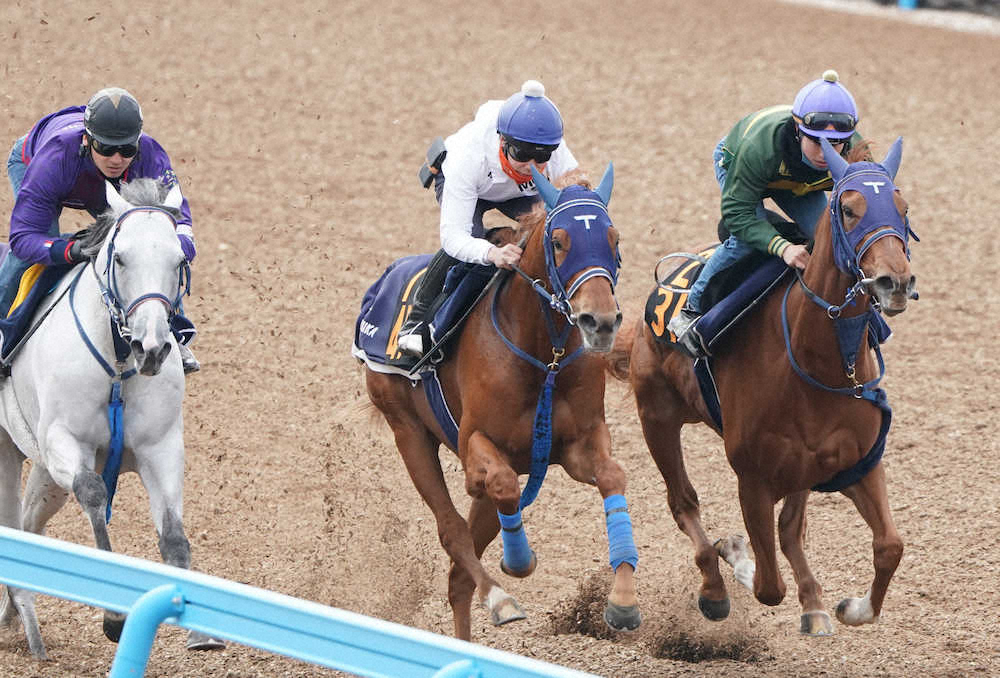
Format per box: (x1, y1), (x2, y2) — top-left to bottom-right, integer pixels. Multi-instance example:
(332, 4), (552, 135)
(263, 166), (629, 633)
(90, 138), (139, 158)
(800, 111), (857, 134)
(804, 132), (849, 147)
(503, 136), (557, 164)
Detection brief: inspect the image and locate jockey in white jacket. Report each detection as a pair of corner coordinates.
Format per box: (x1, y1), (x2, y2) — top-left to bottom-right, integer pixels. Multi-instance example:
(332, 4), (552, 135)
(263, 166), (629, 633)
(399, 80), (577, 357)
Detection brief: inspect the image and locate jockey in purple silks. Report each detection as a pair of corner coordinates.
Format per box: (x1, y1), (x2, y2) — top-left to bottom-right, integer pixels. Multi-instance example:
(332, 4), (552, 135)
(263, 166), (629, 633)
(397, 80), (578, 358)
(2, 87), (200, 373)
(669, 70), (869, 359)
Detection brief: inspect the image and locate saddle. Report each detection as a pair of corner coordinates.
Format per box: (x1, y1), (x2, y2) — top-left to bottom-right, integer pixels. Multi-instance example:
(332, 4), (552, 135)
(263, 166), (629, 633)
(352, 255), (496, 377)
(0, 263), (69, 362)
(644, 211), (808, 357)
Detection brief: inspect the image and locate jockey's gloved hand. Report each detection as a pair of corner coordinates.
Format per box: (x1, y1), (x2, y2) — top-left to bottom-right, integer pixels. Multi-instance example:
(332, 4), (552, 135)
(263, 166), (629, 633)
(68, 239), (85, 263)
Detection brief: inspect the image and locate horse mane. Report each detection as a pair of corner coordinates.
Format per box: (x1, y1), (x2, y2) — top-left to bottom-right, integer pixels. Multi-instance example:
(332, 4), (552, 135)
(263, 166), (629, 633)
(848, 140), (873, 164)
(80, 178), (182, 257)
(517, 168), (595, 239)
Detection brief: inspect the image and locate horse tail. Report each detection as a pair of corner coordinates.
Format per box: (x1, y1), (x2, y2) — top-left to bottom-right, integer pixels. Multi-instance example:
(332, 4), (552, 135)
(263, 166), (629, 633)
(605, 321), (635, 383)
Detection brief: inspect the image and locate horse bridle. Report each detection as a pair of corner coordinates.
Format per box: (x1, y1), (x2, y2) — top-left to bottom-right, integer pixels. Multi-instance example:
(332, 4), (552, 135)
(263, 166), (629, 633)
(94, 206), (191, 343)
(783, 163), (915, 398)
(510, 195), (621, 324)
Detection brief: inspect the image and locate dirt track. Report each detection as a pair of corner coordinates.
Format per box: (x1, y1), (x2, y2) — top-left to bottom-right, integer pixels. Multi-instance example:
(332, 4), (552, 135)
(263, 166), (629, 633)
(1, 1), (998, 676)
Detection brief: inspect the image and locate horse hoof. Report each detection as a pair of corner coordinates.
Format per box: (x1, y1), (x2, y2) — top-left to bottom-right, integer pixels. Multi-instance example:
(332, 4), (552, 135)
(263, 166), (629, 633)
(835, 596), (877, 626)
(500, 551), (537, 578)
(800, 610), (834, 636)
(187, 629), (226, 650)
(488, 597), (527, 626)
(103, 611), (127, 643)
(604, 602), (641, 631)
(698, 595), (731, 621)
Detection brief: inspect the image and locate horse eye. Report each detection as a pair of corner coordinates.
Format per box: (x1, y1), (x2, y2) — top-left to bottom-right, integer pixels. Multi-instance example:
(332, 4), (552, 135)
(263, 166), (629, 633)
(114, 253), (124, 266)
(551, 238), (563, 251)
(842, 205), (855, 219)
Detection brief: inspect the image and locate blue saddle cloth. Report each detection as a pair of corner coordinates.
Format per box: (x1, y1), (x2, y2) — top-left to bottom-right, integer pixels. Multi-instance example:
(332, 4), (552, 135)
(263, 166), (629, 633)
(644, 253), (791, 357)
(0, 265), (69, 360)
(353, 254), (495, 375)
(353, 255), (496, 450)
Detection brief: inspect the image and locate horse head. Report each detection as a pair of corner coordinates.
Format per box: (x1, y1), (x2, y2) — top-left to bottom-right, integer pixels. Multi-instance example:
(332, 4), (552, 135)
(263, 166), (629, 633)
(99, 179), (188, 375)
(528, 164), (622, 352)
(821, 138), (918, 316)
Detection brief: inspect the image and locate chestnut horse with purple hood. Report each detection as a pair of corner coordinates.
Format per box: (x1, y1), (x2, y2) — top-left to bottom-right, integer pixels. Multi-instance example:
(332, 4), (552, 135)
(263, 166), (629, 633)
(358, 165), (641, 640)
(609, 137), (917, 635)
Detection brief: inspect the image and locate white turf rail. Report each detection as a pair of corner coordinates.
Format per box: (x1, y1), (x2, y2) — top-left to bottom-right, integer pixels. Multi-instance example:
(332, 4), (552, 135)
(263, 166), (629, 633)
(0, 527), (597, 678)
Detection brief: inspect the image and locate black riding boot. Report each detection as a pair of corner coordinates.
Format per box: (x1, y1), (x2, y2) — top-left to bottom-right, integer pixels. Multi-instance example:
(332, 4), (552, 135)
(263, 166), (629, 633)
(397, 249), (457, 357)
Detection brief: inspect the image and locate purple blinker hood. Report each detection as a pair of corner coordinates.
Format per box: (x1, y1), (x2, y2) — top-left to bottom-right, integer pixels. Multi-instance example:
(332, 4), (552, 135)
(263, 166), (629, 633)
(530, 164), (620, 303)
(820, 137), (916, 277)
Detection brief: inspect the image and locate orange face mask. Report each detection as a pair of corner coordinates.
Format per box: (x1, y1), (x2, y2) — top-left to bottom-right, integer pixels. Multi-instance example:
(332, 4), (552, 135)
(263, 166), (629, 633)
(499, 145), (535, 185)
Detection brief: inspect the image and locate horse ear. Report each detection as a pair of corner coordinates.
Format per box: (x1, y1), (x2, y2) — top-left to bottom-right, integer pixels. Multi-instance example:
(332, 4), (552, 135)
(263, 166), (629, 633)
(881, 136), (903, 180)
(819, 137), (850, 183)
(105, 180), (131, 214)
(530, 165), (561, 210)
(164, 183), (184, 210)
(595, 162), (614, 206)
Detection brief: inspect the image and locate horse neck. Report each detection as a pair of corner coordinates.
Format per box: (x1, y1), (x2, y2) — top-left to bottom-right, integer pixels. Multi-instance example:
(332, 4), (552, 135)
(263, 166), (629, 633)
(494, 226), (577, 358)
(786, 210), (878, 382)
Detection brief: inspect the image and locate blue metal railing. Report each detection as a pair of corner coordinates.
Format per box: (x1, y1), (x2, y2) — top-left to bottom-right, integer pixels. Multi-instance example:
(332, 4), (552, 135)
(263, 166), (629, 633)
(0, 527), (598, 678)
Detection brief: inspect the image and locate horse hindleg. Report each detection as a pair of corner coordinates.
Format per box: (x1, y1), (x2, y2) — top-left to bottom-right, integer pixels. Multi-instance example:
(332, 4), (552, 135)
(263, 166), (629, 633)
(632, 370), (728, 619)
(777, 491), (832, 635)
(837, 463), (902, 626)
(0, 438), (48, 659)
(737, 476), (785, 607)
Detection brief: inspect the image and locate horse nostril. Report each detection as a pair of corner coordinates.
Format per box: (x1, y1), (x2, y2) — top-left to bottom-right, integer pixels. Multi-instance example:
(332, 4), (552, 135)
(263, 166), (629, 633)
(873, 275), (895, 294)
(615, 311), (623, 329)
(577, 313), (598, 332)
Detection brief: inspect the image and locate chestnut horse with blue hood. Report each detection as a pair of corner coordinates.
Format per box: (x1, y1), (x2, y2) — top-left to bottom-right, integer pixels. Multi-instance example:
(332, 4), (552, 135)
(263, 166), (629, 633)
(609, 137), (917, 635)
(358, 165), (641, 640)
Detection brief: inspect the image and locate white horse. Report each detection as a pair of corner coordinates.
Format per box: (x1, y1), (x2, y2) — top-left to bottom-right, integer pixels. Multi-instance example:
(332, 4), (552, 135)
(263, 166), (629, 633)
(0, 178), (222, 659)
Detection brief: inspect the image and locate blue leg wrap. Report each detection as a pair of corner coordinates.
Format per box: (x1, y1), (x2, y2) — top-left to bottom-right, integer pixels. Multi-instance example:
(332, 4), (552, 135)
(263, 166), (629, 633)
(604, 494), (639, 571)
(498, 509), (533, 572)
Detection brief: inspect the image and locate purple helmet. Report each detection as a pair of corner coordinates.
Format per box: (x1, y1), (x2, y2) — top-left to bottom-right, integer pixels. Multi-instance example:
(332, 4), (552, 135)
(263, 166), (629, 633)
(792, 70), (858, 140)
(497, 80), (563, 146)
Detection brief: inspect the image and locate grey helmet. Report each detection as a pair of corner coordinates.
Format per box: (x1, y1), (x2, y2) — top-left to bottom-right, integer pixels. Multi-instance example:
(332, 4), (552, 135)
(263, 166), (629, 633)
(84, 87), (143, 146)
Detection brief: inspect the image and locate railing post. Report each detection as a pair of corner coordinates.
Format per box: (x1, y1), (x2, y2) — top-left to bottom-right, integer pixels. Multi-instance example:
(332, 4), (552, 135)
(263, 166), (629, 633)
(108, 584), (185, 678)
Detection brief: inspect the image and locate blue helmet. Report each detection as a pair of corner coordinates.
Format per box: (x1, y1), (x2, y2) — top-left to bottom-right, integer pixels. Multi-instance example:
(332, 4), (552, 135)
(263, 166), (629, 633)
(497, 80), (563, 146)
(792, 70), (858, 141)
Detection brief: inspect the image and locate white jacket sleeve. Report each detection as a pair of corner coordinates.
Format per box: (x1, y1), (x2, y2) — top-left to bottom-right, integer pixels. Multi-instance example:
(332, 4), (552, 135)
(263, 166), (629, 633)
(438, 155), (494, 265)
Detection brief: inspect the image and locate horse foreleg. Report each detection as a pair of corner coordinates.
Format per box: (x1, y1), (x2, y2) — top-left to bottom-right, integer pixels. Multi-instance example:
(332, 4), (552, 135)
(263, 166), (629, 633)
(778, 491), (832, 636)
(458, 495), (525, 634)
(578, 448), (640, 632)
(633, 375), (728, 620)
(737, 476), (785, 607)
(464, 431), (529, 629)
(140, 441), (226, 651)
(837, 463), (902, 627)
